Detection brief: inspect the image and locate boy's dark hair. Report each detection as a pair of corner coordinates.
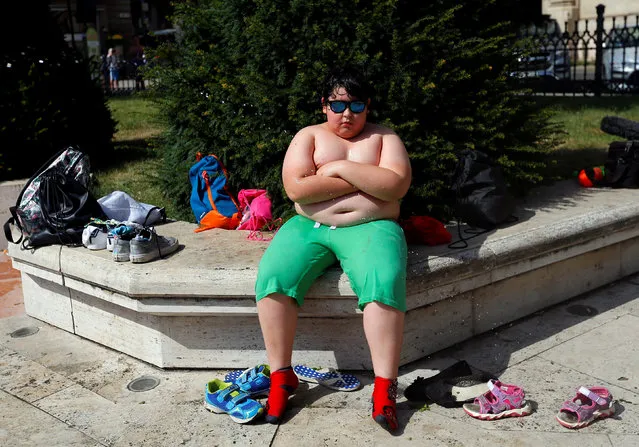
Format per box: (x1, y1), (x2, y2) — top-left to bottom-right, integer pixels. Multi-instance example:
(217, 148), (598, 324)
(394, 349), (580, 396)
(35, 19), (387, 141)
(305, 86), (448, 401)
(321, 66), (372, 103)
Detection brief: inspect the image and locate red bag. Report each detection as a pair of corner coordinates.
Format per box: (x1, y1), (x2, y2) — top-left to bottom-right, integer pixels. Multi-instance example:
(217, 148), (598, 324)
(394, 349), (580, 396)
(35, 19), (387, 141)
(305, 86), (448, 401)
(400, 216), (452, 246)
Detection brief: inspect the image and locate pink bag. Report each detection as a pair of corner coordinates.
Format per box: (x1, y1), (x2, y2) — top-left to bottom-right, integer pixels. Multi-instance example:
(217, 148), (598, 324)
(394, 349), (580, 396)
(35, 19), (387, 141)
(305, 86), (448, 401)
(237, 189), (273, 231)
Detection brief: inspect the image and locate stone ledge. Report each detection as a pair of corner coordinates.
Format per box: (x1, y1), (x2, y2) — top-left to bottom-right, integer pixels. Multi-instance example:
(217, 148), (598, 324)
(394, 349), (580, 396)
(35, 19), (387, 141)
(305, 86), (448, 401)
(9, 180), (639, 368)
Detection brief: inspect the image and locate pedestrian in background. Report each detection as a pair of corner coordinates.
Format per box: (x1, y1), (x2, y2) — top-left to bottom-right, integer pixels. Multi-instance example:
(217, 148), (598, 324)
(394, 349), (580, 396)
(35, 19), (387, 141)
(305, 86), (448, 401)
(128, 37), (146, 91)
(106, 48), (120, 90)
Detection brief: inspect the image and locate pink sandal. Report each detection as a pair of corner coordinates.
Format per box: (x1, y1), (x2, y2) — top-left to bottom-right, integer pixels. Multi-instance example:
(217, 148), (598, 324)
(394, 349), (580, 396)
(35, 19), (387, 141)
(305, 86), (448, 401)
(556, 386), (615, 429)
(463, 379), (532, 420)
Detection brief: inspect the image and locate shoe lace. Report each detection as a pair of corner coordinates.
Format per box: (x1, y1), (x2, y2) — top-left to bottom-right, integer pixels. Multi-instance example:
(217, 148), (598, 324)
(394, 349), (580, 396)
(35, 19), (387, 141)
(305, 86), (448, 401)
(142, 226), (164, 259)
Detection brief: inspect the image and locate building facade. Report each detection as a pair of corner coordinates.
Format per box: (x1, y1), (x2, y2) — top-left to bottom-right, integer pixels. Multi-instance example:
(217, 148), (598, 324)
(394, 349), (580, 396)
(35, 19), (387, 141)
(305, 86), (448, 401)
(49, 0), (171, 59)
(543, 0), (639, 29)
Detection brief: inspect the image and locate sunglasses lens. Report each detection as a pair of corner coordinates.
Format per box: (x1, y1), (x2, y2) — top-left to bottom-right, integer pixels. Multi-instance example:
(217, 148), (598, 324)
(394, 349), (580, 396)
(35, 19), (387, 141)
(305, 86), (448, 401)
(351, 101), (366, 113)
(330, 101), (347, 113)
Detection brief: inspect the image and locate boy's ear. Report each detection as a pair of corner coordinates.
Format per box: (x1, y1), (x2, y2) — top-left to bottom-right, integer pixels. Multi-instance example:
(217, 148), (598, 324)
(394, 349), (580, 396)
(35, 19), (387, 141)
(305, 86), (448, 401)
(321, 97), (328, 113)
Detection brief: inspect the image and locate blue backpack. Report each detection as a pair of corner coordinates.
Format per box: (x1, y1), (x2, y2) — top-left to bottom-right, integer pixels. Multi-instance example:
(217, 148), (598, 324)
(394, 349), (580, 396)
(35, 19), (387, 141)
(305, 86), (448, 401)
(189, 153), (241, 232)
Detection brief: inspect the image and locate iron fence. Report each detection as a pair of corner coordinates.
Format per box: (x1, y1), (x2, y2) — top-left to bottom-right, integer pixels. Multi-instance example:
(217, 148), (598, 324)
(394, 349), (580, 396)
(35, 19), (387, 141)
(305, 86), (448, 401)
(518, 4), (639, 96)
(100, 59), (148, 96)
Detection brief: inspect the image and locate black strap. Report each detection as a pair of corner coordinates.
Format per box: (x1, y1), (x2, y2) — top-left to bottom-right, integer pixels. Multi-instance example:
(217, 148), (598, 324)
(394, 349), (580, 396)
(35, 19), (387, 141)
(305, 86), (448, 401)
(3, 206), (23, 245)
(3, 217), (19, 245)
(447, 215), (518, 250)
(447, 222), (488, 249)
(449, 172), (488, 249)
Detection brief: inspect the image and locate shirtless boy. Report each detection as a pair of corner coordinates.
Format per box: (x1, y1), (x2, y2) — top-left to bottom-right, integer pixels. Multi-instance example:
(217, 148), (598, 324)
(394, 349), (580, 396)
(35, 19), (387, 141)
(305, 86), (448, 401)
(255, 67), (412, 432)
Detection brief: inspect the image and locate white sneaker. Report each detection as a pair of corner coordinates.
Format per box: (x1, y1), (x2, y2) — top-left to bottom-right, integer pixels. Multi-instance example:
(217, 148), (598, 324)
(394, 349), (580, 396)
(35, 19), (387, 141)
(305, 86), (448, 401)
(109, 223), (142, 261)
(106, 233), (115, 252)
(112, 237), (131, 262)
(130, 228), (179, 263)
(82, 225), (108, 250)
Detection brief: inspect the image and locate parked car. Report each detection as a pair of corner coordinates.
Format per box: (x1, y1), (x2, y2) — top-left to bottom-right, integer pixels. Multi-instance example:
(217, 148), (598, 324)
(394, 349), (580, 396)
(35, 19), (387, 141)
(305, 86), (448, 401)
(513, 17), (571, 83)
(602, 26), (639, 91)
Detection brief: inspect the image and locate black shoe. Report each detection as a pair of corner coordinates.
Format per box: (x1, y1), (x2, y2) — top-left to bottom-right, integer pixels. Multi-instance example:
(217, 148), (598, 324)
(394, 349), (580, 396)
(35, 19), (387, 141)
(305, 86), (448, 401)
(404, 360), (473, 402)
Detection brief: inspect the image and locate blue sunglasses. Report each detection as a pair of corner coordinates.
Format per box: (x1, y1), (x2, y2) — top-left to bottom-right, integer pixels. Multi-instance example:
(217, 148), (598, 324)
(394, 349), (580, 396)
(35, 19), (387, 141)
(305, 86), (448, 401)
(327, 100), (367, 114)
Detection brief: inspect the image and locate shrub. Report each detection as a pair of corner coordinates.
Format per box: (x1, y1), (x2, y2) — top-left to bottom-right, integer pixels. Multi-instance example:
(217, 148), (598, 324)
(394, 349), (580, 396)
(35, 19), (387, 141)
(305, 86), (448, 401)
(148, 0), (560, 222)
(0, 3), (116, 181)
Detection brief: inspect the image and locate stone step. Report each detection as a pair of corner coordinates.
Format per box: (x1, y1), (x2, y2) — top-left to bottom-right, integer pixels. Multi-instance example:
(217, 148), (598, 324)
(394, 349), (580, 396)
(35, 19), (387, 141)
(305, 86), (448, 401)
(8, 180), (639, 369)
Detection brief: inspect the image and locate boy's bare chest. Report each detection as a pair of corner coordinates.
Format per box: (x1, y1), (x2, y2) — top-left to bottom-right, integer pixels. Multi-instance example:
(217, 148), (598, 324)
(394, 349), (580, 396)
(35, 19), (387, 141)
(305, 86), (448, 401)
(313, 133), (382, 168)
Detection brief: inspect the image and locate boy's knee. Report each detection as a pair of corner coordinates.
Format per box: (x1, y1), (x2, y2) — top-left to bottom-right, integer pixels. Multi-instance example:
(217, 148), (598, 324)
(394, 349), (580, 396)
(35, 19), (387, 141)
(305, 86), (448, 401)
(360, 297), (406, 313)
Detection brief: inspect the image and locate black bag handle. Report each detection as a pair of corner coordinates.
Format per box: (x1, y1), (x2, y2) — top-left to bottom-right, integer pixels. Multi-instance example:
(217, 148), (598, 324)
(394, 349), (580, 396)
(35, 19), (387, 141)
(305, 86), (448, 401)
(3, 206), (24, 245)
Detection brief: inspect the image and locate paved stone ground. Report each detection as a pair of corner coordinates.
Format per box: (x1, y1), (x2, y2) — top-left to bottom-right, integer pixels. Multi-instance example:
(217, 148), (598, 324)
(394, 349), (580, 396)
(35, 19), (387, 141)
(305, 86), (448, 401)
(2, 252), (639, 446)
(0, 252), (24, 318)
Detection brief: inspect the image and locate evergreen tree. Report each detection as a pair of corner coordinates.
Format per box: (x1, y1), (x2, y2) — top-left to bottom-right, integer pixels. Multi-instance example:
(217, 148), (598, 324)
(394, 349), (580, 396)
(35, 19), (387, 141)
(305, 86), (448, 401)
(148, 0), (560, 222)
(0, 1), (116, 180)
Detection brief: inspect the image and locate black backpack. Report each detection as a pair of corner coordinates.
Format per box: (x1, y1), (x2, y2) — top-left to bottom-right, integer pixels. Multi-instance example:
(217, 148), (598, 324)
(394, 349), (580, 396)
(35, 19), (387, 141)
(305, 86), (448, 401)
(4, 147), (105, 249)
(449, 150), (516, 248)
(603, 141), (639, 188)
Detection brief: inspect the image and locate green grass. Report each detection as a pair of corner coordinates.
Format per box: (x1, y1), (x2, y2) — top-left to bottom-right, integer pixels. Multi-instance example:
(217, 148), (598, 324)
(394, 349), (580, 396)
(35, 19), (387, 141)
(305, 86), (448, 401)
(545, 96), (639, 150)
(92, 95), (186, 220)
(541, 96), (639, 179)
(109, 95), (165, 141)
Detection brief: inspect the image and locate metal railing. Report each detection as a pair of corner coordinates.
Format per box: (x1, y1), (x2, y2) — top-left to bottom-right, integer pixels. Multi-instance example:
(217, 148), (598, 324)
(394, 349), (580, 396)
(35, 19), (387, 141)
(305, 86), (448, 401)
(99, 60), (148, 96)
(517, 4), (639, 96)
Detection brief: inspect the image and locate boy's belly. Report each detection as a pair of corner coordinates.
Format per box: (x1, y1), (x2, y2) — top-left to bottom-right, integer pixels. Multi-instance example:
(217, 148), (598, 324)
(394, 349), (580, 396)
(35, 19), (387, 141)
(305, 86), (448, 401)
(295, 192), (400, 227)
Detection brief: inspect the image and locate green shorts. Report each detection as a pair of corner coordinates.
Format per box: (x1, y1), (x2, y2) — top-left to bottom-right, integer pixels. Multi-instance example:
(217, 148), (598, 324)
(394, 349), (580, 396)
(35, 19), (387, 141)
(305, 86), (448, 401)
(255, 215), (407, 312)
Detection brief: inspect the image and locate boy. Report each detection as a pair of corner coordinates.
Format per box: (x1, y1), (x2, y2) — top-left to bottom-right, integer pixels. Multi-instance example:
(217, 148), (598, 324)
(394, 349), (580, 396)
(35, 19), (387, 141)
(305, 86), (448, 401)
(255, 67), (411, 431)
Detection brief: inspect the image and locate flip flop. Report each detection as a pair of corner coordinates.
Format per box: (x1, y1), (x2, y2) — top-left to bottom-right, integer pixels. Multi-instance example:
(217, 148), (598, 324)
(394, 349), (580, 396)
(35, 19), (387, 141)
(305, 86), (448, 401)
(293, 365), (361, 392)
(224, 369), (245, 383)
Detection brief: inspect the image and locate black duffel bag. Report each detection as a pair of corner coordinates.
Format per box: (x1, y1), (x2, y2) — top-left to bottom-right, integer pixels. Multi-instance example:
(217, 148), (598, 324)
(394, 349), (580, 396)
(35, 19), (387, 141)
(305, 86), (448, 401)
(4, 147), (104, 249)
(28, 169), (104, 247)
(448, 150), (517, 249)
(451, 149), (515, 230)
(603, 141), (639, 188)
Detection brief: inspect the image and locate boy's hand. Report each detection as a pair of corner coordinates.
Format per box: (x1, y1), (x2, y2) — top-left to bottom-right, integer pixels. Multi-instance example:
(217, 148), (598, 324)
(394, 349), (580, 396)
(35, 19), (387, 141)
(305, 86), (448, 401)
(316, 160), (349, 178)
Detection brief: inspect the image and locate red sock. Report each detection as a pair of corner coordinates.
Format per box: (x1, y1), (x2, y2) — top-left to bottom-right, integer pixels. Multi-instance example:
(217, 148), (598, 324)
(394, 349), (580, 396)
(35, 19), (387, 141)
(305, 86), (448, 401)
(372, 376), (399, 432)
(265, 367), (299, 424)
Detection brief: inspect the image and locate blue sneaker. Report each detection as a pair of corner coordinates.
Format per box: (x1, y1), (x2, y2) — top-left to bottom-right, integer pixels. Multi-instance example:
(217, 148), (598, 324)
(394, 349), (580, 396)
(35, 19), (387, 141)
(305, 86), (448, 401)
(224, 364), (271, 397)
(204, 379), (264, 424)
